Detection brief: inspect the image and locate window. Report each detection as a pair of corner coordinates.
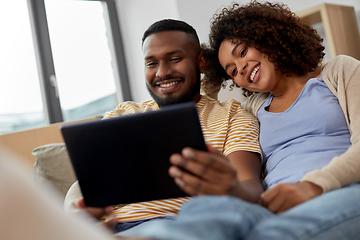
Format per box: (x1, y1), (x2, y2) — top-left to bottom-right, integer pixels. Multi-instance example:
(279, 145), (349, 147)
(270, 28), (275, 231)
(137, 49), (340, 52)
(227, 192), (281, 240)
(45, 0), (118, 121)
(0, 1), (45, 134)
(0, 0), (131, 134)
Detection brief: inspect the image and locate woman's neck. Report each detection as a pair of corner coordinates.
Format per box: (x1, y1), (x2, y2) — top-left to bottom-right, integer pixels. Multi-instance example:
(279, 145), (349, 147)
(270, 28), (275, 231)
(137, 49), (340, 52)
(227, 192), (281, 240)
(266, 68), (321, 113)
(271, 68), (321, 98)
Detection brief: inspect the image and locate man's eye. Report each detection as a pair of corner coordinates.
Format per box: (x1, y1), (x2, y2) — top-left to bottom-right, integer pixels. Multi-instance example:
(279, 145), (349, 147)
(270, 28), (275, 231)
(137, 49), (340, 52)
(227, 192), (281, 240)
(170, 57), (181, 62)
(146, 62), (157, 68)
(240, 47), (248, 57)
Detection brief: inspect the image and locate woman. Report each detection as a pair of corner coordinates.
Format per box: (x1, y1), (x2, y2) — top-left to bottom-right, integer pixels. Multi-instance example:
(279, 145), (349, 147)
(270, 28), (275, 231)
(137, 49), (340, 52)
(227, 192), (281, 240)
(204, 0), (360, 210)
(114, 2), (360, 239)
(196, 1), (360, 238)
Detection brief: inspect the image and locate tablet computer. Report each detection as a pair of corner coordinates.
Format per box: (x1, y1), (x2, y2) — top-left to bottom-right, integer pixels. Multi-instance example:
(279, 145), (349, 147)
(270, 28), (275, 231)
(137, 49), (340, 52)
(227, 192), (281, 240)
(61, 102), (206, 207)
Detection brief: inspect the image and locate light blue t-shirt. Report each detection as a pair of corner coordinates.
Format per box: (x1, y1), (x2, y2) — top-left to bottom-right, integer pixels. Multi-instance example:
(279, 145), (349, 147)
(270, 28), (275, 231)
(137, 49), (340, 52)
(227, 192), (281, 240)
(258, 77), (351, 190)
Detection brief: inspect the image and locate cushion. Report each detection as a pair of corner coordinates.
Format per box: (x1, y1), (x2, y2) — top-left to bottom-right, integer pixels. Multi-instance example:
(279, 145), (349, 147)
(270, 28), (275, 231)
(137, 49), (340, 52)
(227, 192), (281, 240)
(32, 143), (76, 199)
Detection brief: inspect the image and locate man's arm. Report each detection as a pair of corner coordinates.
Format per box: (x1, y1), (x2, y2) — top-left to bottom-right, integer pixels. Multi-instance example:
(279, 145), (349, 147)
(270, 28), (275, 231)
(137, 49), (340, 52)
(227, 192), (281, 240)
(64, 181), (118, 230)
(169, 143), (263, 203)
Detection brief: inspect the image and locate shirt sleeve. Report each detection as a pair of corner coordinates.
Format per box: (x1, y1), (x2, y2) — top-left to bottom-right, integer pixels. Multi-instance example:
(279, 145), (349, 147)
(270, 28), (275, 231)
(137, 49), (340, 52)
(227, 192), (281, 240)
(223, 107), (261, 157)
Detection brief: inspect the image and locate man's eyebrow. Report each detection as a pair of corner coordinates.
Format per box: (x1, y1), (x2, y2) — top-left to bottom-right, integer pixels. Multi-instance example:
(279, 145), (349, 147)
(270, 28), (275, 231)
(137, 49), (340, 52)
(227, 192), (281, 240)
(144, 49), (183, 61)
(167, 50), (183, 55)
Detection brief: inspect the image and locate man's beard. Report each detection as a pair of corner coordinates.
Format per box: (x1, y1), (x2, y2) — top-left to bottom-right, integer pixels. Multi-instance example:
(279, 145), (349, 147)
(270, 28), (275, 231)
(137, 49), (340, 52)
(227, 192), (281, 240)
(147, 75), (201, 108)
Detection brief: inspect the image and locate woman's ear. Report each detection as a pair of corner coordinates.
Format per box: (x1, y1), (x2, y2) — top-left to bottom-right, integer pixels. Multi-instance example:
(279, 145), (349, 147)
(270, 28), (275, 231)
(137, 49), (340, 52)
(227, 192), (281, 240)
(198, 53), (207, 73)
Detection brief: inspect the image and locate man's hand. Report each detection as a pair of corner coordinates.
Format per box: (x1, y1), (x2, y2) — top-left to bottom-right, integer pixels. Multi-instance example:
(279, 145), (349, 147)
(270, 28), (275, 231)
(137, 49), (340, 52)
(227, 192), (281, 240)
(168, 144), (242, 197)
(259, 181), (323, 213)
(77, 198), (118, 232)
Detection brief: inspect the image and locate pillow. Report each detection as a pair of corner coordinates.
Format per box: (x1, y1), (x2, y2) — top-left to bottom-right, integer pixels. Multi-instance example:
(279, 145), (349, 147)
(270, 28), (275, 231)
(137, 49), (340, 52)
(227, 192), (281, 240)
(32, 143), (76, 199)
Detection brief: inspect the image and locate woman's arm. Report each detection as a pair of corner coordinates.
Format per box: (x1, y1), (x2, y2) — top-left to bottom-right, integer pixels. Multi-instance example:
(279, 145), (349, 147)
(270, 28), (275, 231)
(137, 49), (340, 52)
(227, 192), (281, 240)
(301, 55), (360, 193)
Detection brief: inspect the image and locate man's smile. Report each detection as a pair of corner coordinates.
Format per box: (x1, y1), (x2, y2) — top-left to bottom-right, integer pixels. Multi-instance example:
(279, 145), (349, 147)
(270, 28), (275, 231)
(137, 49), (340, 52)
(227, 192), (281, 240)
(153, 78), (184, 93)
(159, 81), (178, 88)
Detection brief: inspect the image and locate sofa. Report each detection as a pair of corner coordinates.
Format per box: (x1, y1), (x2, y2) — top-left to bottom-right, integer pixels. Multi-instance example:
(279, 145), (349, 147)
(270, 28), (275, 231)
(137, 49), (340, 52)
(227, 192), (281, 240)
(0, 117), (101, 199)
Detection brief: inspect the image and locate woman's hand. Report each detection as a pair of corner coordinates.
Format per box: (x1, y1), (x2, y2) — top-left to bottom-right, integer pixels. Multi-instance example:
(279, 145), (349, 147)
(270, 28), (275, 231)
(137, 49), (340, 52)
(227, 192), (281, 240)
(259, 181), (323, 213)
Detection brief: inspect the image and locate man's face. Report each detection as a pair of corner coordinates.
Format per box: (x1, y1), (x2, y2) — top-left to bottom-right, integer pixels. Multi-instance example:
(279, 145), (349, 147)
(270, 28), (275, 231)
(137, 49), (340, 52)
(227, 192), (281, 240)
(143, 31), (204, 107)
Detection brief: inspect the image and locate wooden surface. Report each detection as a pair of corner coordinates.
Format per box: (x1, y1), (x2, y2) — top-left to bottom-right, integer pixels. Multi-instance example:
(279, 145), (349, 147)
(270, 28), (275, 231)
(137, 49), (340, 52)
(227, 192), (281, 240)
(297, 3), (360, 61)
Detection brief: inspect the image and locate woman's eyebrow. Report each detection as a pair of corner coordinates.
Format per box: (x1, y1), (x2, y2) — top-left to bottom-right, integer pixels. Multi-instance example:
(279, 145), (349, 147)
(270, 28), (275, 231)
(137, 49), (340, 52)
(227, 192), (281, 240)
(224, 63), (231, 74)
(224, 44), (241, 73)
(232, 44), (241, 55)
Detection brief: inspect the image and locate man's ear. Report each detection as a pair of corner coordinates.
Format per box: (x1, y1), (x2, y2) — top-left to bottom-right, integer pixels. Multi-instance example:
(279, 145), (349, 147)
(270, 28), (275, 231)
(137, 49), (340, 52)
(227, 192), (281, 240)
(198, 53), (207, 73)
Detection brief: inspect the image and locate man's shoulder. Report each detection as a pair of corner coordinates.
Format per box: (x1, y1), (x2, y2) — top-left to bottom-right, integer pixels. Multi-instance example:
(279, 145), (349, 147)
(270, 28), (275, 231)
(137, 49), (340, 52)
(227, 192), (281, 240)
(198, 95), (256, 120)
(198, 95), (241, 108)
(103, 99), (158, 118)
(121, 99), (158, 109)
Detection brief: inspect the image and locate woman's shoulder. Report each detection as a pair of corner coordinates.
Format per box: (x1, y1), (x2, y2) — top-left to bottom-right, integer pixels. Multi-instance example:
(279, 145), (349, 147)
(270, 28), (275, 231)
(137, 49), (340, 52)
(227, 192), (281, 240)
(322, 55), (360, 74)
(241, 92), (271, 117)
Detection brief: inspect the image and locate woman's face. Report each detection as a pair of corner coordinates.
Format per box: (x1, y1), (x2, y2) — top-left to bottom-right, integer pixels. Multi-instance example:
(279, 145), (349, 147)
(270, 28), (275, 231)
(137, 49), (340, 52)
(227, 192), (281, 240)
(218, 39), (283, 93)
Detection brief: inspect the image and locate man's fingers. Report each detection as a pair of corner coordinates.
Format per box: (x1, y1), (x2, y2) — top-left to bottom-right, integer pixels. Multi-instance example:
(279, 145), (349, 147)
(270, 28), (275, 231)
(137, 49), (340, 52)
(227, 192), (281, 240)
(169, 154), (231, 183)
(77, 198), (87, 208)
(169, 166), (235, 195)
(169, 146), (239, 196)
(100, 217), (118, 233)
(76, 198), (114, 219)
(182, 147), (230, 171)
(170, 147), (235, 178)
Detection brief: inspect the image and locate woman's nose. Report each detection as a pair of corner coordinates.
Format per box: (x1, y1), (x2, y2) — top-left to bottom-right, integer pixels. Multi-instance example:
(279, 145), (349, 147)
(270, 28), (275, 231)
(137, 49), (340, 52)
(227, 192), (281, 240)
(236, 60), (247, 75)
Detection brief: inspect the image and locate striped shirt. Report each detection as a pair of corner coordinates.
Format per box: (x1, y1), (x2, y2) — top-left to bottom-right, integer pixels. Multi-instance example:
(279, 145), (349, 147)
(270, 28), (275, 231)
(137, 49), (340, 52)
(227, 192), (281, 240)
(102, 95), (260, 222)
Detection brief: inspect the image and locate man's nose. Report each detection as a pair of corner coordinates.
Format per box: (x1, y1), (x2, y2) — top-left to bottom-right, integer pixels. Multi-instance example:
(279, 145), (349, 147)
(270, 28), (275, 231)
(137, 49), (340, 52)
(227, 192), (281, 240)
(156, 62), (173, 79)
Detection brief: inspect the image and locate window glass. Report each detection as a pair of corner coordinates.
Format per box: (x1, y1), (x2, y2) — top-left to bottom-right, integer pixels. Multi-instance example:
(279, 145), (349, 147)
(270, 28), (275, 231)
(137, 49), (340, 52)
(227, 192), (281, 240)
(0, 1), (45, 134)
(312, 22), (331, 62)
(45, 0), (118, 122)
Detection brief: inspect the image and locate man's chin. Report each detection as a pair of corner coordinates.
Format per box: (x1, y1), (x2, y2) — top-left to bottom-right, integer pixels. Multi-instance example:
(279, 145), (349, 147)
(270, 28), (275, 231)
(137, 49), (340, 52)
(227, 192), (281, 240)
(147, 79), (201, 108)
(153, 95), (183, 108)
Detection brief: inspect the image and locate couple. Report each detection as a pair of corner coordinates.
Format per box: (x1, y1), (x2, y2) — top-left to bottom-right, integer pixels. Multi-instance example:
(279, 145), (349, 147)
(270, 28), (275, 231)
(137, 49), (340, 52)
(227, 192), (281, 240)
(65, 1), (360, 240)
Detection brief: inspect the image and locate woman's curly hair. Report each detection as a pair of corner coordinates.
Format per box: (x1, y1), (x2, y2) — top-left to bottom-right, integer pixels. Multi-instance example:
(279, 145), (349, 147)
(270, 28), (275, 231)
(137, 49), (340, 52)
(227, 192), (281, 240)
(203, 1), (325, 97)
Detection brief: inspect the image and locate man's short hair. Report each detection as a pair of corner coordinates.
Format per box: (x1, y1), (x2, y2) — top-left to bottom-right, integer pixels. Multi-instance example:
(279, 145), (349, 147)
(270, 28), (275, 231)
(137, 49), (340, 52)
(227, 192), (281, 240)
(142, 19), (200, 48)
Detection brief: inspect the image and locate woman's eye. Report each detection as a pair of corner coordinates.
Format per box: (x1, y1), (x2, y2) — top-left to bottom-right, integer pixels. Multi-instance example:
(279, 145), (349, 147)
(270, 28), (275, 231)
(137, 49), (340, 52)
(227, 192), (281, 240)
(240, 47), (248, 57)
(231, 67), (238, 77)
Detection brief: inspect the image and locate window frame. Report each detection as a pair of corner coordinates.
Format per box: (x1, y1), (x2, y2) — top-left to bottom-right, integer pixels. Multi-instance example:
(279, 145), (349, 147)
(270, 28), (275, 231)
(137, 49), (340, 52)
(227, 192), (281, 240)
(27, 0), (131, 124)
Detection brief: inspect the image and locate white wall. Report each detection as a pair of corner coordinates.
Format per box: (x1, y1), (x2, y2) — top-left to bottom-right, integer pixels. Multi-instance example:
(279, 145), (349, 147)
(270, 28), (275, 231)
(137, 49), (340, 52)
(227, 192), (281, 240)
(115, 0), (360, 103)
(115, 0), (180, 102)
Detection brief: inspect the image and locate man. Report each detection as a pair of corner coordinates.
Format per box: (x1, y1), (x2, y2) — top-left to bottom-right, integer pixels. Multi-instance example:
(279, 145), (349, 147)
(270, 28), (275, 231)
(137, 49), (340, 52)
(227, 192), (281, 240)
(65, 19), (262, 234)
